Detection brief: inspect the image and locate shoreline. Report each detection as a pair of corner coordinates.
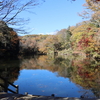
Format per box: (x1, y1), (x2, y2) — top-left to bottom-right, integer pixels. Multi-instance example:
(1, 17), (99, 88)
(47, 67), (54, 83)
(0, 92), (100, 100)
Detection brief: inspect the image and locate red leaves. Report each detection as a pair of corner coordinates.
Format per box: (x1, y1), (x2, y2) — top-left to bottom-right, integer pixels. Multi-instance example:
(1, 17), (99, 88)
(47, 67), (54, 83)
(95, 0), (100, 1)
(78, 67), (91, 78)
(87, 27), (91, 31)
(78, 36), (90, 49)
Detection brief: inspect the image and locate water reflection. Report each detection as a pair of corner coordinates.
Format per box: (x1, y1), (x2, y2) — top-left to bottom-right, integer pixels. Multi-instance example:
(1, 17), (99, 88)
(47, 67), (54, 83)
(70, 58), (100, 98)
(19, 55), (100, 98)
(20, 56), (72, 77)
(0, 55), (100, 98)
(0, 59), (20, 92)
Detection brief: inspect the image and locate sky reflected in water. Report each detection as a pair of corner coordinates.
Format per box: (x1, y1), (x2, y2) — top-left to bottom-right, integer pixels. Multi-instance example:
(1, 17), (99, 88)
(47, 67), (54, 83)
(12, 69), (93, 97)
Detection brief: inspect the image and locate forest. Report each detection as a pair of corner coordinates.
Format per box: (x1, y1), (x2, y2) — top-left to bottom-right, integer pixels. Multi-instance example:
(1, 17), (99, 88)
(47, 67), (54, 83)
(19, 21), (100, 60)
(19, 0), (100, 60)
(0, 0), (100, 60)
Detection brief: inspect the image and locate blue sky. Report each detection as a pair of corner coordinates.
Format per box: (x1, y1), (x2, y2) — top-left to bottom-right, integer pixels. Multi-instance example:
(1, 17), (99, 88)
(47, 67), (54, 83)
(19, 0), (86, 35)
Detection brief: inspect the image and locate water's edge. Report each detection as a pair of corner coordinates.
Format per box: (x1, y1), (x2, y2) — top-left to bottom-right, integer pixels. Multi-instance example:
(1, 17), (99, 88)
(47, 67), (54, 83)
(0, 92), (99, 100)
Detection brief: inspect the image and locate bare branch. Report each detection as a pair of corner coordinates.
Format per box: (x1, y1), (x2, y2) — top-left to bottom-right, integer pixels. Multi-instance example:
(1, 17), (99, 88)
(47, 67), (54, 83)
(0, 0), (44, 26)
(0, 0), (44, 33)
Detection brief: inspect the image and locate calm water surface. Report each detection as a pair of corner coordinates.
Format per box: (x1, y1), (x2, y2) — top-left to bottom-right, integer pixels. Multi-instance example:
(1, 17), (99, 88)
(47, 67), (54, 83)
(0, 55), (100, 98)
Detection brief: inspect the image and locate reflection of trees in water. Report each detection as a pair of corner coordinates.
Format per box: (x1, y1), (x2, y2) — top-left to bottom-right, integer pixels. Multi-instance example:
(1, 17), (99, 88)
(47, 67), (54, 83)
(20, 55), (100, 98)
(20, 55), (73, 77)
(0, 59), (20, 92)
(0, 55), (99, 97)
(53, 57), (72, 77)
(70, 58), (100, 98)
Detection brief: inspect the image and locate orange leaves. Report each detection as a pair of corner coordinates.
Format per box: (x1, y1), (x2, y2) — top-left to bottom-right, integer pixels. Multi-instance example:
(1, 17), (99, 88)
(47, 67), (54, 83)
(0, 20), (20, 57)
(19, 35), (50, 54)
(38, 35), (59, 53)
(71, 22), (100, 55)
(78, 34), (95, 51)
(10, 31), (19, 46)
(86, 0), (100, 11)
(92, 0), (100, 2)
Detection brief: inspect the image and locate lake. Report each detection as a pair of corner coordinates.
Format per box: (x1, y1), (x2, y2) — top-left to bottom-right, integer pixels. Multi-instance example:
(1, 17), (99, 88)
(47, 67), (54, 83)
(0, 55), (100, 98)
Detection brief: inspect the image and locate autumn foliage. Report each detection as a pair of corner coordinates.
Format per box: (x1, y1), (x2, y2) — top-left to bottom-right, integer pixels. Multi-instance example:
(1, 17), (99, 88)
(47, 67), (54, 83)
(0, 21), (19, 58)
(0, 0), (100, 59)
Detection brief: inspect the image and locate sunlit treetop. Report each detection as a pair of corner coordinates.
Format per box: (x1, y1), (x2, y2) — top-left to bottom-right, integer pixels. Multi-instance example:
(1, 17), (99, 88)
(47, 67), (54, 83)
(91, 0), (100, 2)
(80, 0), (100, 12)
(72, 0), (100, 2)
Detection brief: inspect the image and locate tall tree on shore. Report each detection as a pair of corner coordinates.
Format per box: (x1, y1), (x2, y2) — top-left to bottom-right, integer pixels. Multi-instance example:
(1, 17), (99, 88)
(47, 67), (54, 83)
(78, 0), (100, 26)
(86, 0), (100, 11)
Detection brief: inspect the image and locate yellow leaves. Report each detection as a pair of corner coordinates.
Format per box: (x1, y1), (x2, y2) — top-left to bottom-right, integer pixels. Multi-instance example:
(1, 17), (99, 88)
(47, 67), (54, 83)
(80, 0), (100, 26)
(86, 0), (100, 11)
(71, 32), (83, 42)
(92, 11), (100, 21)
(70, 21), (100, 53)
(94, 46), (98, 50)
(38, 35), (59, 53)
(95, 68), (98, 72)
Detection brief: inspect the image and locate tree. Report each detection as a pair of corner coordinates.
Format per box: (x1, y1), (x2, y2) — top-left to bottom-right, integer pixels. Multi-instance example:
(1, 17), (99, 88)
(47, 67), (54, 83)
(91, 11), (100, 27)
(78, 0), (100, 19)
(78, 0), (100, 28)
(38, 35), (59, 54)
(86, 0), (100, 11)
(19, 36), (38, 54)
(72, 0), (100, 2)
(0, 0), (44, 32)
(0, 21), (19, 58)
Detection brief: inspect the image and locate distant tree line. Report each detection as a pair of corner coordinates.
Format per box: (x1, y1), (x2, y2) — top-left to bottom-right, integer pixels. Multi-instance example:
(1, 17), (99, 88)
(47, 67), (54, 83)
(19, 0), (100, 59)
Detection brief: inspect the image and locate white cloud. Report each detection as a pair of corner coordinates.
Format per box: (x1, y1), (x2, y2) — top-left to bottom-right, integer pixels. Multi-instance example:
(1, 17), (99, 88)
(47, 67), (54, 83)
(38, 31), (58, 35)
